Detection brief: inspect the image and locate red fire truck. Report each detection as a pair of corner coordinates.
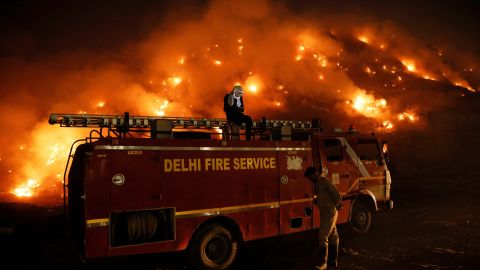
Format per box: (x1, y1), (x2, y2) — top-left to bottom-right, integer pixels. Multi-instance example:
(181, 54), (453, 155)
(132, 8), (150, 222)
(50, 112), (393, 269)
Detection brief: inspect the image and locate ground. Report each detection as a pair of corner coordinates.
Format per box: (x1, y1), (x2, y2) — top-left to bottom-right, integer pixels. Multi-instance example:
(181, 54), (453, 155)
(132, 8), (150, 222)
(1, 179), (479, 270)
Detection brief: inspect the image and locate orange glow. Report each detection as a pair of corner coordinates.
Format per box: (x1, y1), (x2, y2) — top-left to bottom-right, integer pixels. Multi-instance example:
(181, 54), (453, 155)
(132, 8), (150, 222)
(358, 35), (369, 43)
(12, 179), (40, 197)
(364, 66), (375, 75)
(10, 124), (87, 200)
(400, 58), (439, 82)
(398, 112), (418, 122)
(382, 121), (394, 129)
(244, 75), (263, 94)
(352, 91), (388, 118)
(5, 1), (477, 204)
(401, 59), (416, 72)
(454, 81), (475, 92)
(169, 76), (182, 86)
(155, 100), (169, 116)
(317, 55), (328, 67)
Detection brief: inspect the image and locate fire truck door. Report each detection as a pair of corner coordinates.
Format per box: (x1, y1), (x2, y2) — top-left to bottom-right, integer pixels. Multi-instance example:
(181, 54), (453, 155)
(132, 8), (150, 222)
(109, 151), (162, 211)
(277, 150), (313, 234)
(319, 138), (351, 197)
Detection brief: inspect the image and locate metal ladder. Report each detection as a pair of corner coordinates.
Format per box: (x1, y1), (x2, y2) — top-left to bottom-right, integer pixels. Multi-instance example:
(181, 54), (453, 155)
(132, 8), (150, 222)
(49, 113), (316, 130)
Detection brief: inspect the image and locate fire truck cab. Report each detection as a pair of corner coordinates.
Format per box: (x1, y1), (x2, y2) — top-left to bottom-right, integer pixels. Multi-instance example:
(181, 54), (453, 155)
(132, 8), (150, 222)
(51, 113), (393, 269)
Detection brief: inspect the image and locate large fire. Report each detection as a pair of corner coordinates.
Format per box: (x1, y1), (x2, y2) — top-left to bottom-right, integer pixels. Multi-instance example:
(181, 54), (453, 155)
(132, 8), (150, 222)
(0, 0), (478, 204)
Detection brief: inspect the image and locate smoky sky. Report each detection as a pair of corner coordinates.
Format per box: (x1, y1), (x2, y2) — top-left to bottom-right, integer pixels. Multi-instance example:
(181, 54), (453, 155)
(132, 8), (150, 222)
(1, 0), (480, 201)
(1, 0), (479, 57)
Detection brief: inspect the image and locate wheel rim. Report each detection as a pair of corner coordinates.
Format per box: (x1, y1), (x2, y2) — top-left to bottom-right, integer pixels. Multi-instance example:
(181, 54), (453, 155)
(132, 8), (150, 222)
(205, 235), (229, 263)
(354, 211), (367, 229)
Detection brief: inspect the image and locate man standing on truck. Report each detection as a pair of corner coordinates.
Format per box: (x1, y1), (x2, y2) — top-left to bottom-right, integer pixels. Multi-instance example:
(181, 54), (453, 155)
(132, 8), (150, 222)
(304, 166), (343, 270)
(223, 85), (253, 140)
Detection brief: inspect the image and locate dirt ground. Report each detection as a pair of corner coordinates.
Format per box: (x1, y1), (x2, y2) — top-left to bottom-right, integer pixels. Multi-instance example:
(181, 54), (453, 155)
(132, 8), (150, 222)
(1, 178), (479, 270)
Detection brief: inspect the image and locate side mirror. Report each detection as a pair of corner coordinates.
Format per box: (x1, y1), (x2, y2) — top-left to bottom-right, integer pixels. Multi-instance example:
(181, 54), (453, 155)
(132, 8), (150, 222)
(381, 140), (390, 164)
(381, 141), (388, 155)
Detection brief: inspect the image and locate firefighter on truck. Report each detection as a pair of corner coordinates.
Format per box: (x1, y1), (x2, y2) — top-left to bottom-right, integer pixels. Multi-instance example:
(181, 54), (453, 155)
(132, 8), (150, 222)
(50, 112), (393, 270)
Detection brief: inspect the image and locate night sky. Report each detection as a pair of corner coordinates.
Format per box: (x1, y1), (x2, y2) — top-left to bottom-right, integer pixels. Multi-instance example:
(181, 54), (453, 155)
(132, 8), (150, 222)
(1, 0), (479, 57)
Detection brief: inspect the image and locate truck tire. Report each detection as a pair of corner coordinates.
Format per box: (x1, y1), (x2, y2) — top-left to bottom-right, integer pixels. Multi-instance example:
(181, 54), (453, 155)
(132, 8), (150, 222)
(187, 223), (238, 270)
(349, 200), (372, 234)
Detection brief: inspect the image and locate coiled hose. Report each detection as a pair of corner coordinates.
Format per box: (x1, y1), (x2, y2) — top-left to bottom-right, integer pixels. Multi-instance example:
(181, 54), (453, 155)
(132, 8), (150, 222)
(127, 211), (158, 242)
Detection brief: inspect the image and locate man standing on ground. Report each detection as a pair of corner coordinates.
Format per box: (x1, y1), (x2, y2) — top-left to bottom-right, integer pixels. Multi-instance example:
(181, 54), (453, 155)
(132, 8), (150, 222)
(304, 166), (343, 270)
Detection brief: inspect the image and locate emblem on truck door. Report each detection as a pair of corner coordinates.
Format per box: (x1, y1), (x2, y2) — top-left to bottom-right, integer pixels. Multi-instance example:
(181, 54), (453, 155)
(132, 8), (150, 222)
(286, 156), (303, 170)
(112, 174), (125, 185)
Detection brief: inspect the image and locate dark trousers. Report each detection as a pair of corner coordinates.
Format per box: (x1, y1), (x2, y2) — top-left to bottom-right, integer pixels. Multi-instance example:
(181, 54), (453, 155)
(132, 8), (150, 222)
(228, 113), (253, 139)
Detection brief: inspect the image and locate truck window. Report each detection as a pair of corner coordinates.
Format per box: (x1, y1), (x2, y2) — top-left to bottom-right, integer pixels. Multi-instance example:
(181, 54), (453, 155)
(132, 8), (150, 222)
(323, 139), (343, 161)
(357, 139), (379, 161)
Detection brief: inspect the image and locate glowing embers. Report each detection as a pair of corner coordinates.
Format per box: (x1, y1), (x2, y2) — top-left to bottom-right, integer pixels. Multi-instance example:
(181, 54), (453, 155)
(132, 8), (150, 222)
(381, 121), (394, 130)
(398, 112), (418, 122)
(400, 58), (416, 72)
(244, 75), (263, 94)
(170, 76), (182, 86)
(12, 179), (40, 197)
(357, 35), (370, 44)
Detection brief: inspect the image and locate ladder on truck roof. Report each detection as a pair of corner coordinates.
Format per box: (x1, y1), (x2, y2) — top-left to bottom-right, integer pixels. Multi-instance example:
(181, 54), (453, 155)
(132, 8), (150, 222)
(49, 113), (323, 140)
(49, 113), (321, 129)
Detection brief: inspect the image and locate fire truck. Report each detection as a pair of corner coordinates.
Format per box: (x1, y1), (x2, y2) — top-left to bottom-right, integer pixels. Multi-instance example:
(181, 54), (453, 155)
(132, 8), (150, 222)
(49, 112), (393, 269)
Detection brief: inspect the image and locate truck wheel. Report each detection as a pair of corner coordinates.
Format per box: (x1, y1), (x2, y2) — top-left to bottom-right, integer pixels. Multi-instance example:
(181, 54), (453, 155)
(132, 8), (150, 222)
(349, 200), (372, 234)
(187, 223), (237, 270)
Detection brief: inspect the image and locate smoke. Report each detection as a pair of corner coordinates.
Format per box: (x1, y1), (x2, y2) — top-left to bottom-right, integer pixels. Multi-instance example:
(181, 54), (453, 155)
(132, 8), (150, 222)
(0, 0), (478, 203)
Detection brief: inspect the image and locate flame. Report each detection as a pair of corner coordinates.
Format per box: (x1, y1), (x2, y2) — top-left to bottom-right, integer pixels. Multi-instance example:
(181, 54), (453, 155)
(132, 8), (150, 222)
(155, 100), (170, 116)
(244, 75), (263, 94)
(454, 81), (475, 92)
(9, 122), (89, 201)
(174, 77), (182, 86)
(3, 1), (478, 204)
(358, 35), (369, 44)
(398, 112), (418, 122)
(401, 58), (416, 72)
(12, 179), (40, 197)
(351, 91), (388, 118)
(382, 120), (394, 129)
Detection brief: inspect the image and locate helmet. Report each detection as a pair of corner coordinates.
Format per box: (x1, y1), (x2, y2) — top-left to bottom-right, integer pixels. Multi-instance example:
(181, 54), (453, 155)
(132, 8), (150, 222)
(232, 85), (244, 98)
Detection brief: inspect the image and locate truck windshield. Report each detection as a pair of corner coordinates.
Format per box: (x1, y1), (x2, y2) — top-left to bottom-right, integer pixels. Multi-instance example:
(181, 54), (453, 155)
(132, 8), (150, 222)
(357, 139), (379, 161)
